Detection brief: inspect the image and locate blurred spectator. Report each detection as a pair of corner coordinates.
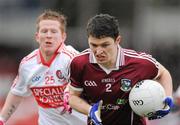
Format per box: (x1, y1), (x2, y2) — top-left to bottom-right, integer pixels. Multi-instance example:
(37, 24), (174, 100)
(174, 85), (180, 109)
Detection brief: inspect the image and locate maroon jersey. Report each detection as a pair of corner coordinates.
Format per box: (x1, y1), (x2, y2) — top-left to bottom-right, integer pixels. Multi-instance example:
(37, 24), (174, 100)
(70, 46), (159, 125)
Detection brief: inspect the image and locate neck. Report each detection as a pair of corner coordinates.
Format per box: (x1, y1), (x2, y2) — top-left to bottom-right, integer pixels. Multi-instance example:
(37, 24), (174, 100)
(39, 45), (60, 62)
(102, 61), (116, 69)
(41, 52), (53, 62)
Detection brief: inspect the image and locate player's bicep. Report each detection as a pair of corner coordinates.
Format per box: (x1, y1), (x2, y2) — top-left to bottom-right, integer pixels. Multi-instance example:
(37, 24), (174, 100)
(154, 62), (166, 79)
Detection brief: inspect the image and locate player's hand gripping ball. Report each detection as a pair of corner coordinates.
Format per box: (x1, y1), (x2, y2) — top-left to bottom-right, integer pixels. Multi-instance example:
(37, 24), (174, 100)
(148, 96), (174, 120)
(129, 80), (173, 119)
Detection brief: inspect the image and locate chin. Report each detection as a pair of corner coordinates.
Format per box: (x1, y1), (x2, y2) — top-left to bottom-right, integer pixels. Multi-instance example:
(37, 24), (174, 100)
(44, 50), (54, 55)
(97, 60), (107, 65)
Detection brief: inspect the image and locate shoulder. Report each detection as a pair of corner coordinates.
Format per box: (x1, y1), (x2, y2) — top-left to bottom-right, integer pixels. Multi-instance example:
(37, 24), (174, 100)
(14, 50), (38, 78)
(122, 48), (159, 79)
(61, 45), (79, 59)
(20, 49), (38, 67)
(123, 48), (158, 66)
(71, 49), (90, 64)
(70, 49), (90, 70)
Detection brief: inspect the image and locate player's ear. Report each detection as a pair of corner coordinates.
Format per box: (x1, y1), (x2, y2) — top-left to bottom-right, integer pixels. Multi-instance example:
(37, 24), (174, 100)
(115, 35), (121, 44)
(35, 32), (40, 43)
(62, 32), (67, 42)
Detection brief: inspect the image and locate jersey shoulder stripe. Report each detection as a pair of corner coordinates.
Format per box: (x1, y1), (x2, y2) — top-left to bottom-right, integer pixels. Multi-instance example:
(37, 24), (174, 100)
(74, 49), (90, 58)
(20, 50), (38, 65)
(62, 46), (78, 59)
(123, 49), (158, 66)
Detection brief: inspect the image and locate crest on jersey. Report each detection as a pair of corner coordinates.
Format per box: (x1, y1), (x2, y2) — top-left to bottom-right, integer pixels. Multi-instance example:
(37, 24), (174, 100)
(120, 79), (132, 92)
(56, 70), (64, 79)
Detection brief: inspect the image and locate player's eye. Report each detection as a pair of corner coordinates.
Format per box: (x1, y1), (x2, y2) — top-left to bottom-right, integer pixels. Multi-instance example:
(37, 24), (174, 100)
(101, 44), (110, 48)
(40, 29), (47, 33)
(90, 43), (98, 48)
(51, 29), (58, 33)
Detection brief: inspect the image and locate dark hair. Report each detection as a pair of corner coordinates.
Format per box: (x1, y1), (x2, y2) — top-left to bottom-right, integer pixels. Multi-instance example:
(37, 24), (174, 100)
(36, 10), (67, 32)
(86, 14), (120, 40)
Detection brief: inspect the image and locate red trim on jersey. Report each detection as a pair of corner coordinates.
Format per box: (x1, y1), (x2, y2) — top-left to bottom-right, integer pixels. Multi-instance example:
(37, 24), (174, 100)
(38, 43), (64, 67)
(62, 51), (73, 59)
(56, 43), (65, 53)
(39, 50), (58, 67)
(62, 47), (77, 59)
(20, 51), (38, 65)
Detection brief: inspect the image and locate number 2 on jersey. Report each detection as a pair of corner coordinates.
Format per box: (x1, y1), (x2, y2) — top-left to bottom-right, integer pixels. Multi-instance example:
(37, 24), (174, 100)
(106, 83), (112, 92)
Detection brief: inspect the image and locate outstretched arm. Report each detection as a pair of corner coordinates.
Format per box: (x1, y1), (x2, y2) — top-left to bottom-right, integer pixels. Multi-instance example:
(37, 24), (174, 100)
(155, 63), (173, 97)
(148, 63), (173, 120)
(0, 92), (23, 123)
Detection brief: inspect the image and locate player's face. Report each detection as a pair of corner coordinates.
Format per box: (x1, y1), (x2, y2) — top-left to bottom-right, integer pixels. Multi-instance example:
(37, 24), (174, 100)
(88, 35), (121, 68)
(35, 19), (66, 55)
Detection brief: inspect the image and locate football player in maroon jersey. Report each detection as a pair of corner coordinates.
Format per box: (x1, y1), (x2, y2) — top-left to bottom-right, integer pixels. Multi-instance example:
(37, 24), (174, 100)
(68, 14), (173, 125)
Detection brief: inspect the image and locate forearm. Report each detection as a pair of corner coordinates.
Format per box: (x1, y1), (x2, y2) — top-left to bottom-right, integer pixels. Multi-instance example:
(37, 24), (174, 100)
(69, 95), (91, 116)
(0, 92), (23, 122)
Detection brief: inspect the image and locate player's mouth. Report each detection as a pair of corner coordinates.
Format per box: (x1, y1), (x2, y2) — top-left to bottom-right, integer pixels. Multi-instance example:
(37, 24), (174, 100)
(95, 55), (106, 62)
(45, 41), (53, 47)
(45, 41), (52, 44)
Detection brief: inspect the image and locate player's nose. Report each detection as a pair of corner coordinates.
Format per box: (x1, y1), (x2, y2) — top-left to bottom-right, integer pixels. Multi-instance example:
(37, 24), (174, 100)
(46, 31), (53, 37)
(96, 47), (103, 55)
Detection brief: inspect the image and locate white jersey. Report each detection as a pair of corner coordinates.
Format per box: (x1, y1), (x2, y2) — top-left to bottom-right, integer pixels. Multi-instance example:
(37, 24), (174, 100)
(11, 44), (86, 125)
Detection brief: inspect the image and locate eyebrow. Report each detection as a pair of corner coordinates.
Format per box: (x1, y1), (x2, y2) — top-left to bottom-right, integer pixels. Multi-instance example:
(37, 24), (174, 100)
(91, 41), (110, 45)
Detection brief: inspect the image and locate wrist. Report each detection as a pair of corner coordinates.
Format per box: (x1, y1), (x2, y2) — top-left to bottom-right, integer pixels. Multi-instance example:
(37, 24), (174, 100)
(88, 106), (92, 116)
(166, 96), (173, 98)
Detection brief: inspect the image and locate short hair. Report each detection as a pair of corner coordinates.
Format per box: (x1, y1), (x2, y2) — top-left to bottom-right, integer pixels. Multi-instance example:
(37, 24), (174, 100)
(36, 10), (67, 32)
(86, 14), (120, 40)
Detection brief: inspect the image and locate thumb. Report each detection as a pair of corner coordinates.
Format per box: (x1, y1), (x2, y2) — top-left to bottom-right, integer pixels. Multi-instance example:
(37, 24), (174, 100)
(95, 100), (103, 122)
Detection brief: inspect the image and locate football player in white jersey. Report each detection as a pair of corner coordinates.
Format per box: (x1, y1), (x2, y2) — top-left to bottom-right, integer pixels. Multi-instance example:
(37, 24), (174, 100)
(0, 10), (86, 125)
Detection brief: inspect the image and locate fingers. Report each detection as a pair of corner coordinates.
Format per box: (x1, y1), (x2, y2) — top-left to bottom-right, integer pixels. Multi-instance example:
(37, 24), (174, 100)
(60, 105), (72, 115)
(164, 97), (174, 108)
(148, 105), (171, 120)
(60, 107), (67, 115)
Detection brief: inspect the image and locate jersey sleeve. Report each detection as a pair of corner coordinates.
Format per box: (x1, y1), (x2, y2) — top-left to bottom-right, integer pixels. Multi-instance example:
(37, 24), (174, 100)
(66, 45), (79, 55)
(10, 63), (32, 97)
(138, 54), (159, 80)
(64, 45), (80, 83)
(69, 58), (83, 92)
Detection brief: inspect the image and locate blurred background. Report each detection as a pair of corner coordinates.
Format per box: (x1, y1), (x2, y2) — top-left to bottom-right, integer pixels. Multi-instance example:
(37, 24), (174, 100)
(0, 0), (180, 125)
